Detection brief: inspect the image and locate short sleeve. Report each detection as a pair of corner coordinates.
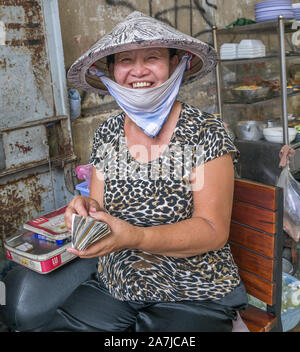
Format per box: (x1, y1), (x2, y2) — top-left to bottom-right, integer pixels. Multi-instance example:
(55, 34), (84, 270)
(89, 125), (105, 173)
(201, 115), (240, 165)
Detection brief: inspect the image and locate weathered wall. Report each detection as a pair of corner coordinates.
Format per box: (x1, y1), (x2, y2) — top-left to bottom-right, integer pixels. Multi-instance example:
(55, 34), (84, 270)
(71, 108), (120, 165)
(58, 0), (217, 70)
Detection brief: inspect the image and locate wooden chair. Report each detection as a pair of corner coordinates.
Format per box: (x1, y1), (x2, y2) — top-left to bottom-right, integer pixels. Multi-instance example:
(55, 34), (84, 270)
(230, 178), (284, 332)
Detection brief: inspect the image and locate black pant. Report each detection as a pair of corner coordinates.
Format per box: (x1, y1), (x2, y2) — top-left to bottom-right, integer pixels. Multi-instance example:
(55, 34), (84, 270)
(37, 276), (247, 332)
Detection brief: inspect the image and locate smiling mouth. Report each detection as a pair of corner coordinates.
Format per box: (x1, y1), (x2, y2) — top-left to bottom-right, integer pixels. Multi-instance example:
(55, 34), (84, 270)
(132, 82), (152, 89)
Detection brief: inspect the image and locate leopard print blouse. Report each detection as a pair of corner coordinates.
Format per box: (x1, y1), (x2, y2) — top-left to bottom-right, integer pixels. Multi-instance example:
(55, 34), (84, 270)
(89, 102), (241, 302)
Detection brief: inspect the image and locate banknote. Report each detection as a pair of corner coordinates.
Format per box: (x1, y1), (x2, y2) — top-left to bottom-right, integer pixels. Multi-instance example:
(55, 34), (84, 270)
(71, 214), (111, 250)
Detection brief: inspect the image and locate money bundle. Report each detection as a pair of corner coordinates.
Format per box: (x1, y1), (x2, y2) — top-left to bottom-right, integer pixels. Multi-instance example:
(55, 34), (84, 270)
(71, 214), (111, 250)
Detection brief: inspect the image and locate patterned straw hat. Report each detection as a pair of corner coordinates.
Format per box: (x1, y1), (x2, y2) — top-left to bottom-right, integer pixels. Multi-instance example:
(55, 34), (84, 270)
(67, 11), (217, 95)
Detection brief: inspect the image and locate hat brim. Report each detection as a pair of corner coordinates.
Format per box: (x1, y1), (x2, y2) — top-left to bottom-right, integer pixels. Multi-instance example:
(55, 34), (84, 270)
(67, 12), (217, 95)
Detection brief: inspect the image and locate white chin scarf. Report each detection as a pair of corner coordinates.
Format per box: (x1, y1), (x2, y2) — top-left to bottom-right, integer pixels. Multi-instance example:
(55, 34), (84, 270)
(88, 54), (192, 138)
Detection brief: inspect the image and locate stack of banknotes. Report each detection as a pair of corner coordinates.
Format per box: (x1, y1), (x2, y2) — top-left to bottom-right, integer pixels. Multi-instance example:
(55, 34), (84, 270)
(71, 214), (111, 250)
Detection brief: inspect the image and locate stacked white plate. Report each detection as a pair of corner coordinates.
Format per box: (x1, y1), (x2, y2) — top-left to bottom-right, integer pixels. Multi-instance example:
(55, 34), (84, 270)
(292, 3), (300, 19)
(237, 39), (266, 58)
(255, 0), (294, 22)
(220, 43), (238, 60)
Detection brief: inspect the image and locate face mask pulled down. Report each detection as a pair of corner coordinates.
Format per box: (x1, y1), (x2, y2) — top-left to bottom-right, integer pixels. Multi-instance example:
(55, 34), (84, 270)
(88, 54), (192, 138)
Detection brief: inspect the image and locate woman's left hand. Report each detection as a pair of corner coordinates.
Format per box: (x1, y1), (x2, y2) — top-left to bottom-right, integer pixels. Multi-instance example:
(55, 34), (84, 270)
(67, 208), (141, 258)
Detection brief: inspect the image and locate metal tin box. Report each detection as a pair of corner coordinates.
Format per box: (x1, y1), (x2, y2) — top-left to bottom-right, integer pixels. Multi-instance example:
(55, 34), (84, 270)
(4, 231), (76, 274)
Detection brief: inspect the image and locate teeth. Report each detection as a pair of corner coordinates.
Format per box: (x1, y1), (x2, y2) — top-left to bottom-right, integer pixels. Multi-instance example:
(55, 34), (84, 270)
(132, 82), (151, 88)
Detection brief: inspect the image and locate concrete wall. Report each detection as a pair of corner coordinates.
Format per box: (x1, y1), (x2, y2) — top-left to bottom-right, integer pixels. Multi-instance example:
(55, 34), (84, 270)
(57, 0), (298, 165)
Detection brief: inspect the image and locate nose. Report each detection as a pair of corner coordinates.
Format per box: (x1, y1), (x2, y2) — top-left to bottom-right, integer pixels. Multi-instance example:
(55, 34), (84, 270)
(131, 58), (149, 77)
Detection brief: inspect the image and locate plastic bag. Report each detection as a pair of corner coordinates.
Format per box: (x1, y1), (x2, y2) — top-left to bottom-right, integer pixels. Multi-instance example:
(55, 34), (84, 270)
(247, 273), (300, 314)
(277, 166), (300, 242)
(75, 164), (92, 187)
(68, 89), (81, 120)
(282, 276), (300, 313)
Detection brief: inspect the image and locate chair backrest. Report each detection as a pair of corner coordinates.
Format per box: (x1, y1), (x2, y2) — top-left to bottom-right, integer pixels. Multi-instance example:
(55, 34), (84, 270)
(229, 178), (283, 330)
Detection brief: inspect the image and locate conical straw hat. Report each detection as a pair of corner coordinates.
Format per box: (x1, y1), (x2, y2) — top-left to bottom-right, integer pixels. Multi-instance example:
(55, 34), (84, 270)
(67, 11), (217, 95)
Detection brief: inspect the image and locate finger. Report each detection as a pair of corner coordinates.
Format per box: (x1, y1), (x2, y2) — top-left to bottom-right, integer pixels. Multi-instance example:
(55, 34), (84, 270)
(76, 237), (110, 258)
(74, 199), (89, 217)
(65, 205), (77, 232)
(66, 247), (80, 256)
(89, 199), (101, 211)
(67, 246), (96, 259)
(67, 236), (105, 257)
(89, 210), (110, 223)
(71, 246), (99, 259)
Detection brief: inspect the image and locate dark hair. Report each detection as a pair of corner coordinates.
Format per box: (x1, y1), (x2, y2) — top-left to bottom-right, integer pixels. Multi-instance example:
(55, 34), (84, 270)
(106, 48), (177, 66)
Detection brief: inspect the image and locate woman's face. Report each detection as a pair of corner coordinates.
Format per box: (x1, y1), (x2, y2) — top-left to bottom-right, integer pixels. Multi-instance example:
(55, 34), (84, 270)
(111, 47), (178, 89)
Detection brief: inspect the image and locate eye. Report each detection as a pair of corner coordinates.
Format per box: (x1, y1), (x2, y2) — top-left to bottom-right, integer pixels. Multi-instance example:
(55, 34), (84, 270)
(118, 57), (132, 64)
(121, 58), (131, 63)
(147, 56), (158, 60)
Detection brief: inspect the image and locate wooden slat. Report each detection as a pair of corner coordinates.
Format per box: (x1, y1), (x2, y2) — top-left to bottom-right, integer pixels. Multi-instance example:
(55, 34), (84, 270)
(231, 201), (276, 234)
(242, 319), (264, 332)
(231, 178), (283, 332)
(234, 179), (278, 210)
(238, 269), (275, 306)
(230, 243), (275, 282)
(229, 222), (275, 257)
(240, 305), (277, 332)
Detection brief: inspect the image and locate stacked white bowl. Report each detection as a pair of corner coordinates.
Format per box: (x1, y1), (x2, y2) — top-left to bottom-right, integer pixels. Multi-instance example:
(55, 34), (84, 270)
(292, 3), (300, 19)
(220, 43), (239, 60)
(255, 0), (294, 22)
(263, 127), (297, 143)
(237, 39), (266, 58)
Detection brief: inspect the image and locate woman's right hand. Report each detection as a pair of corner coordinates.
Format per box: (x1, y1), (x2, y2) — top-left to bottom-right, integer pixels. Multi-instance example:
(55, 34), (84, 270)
(64, 196), (102, 232)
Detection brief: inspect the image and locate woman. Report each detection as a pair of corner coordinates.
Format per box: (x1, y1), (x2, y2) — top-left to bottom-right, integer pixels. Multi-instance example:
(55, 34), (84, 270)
(47, 11), (248, 332)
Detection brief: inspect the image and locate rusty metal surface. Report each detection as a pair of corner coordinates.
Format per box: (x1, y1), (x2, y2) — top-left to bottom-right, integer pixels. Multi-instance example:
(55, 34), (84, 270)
(0, 115), (74, 173)
(0, 0), (54, 129)
(2, 125), (49, 168)
(0, 173), (50, 240)
(0, 169), (73, 240)
(0, 1), (75, 244)
(0, 133), (4, 170)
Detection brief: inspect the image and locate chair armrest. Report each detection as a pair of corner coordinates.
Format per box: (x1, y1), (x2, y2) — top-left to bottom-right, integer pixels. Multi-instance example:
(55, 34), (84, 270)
(0, 257), (98, 331)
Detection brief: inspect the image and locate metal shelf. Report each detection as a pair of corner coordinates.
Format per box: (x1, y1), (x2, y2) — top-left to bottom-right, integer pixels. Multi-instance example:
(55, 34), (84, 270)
(216, 19), (298, 35)
(220, 53), (300, 65)
(0, 115), (68, 133)
(0, 153), (77, 179)
(223, 90), (300, 106)
(213, 16), (296, 145)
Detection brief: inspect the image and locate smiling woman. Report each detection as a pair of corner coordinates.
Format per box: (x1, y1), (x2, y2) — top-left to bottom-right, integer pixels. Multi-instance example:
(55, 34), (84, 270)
(113, 48), (178, 88)
(93, 47), (189, 138)
(110, 48), (178, 89)
(30, 11), (248, 333)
